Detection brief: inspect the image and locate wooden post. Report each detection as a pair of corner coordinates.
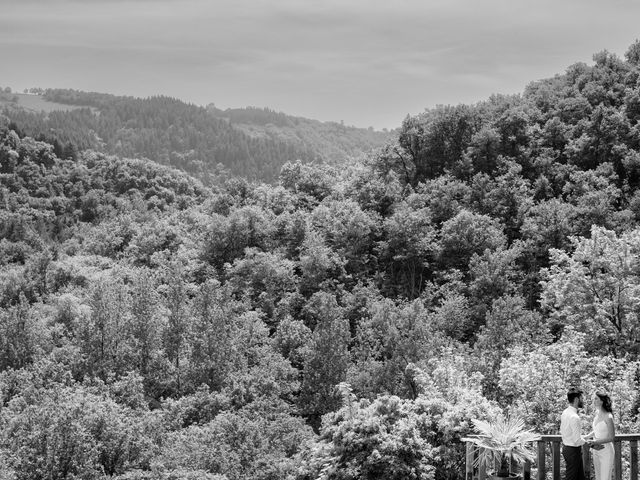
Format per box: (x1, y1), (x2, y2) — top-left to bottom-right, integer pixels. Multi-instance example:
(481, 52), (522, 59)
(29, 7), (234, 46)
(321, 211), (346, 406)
(552, 441), (561, 480)
(582, 444), (591, 480)
(537, 441), (546, 480)
(631, 440), (638, 480)
(478, 447), (486, 480)
(614, 441), (622, 480)
(523, 460), (531, 480)
(466, 442), (474, 480)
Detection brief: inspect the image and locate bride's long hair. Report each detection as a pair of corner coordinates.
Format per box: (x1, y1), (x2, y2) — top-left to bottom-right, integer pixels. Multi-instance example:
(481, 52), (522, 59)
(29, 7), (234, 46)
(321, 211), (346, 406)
(596, 391), (613, 414)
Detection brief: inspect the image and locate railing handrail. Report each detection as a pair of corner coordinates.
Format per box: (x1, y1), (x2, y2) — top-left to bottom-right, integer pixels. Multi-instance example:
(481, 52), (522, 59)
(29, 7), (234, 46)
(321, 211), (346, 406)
(537, 433), (640, 442)
(466, 434), (640, 480)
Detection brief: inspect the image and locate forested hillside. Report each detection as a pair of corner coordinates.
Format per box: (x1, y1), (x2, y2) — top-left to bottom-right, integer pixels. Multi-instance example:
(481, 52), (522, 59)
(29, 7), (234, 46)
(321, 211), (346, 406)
(0, 89), (393, 184)
(2, 42), (640, 480)
(207, 105), (394, 165)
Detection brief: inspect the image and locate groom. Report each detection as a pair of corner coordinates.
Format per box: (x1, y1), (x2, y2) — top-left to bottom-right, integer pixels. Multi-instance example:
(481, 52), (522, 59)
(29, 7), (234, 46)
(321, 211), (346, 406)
(560, 387), (586, 480)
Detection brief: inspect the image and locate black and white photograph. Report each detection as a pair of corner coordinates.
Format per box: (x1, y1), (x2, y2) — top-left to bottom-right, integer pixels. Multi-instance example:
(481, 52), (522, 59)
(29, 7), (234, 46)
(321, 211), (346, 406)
(2, 1), (640, 479)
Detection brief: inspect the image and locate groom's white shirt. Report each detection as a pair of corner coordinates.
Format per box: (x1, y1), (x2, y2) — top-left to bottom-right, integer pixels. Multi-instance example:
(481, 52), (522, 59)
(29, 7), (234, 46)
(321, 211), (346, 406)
(560, 405), (585, 447)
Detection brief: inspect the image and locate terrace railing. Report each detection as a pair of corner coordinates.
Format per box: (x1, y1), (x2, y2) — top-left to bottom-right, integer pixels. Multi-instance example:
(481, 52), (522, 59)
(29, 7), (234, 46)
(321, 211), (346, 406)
(466, 434), (640, 480)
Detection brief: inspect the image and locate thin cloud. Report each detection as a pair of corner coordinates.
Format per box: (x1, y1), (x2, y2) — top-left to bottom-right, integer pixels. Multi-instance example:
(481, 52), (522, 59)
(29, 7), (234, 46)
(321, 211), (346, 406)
(1, 0), (640, 128)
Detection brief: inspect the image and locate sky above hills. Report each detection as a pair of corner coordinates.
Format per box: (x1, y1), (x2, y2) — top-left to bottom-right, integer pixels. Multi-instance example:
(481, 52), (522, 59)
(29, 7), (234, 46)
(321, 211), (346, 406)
(1, 0), (639, 129)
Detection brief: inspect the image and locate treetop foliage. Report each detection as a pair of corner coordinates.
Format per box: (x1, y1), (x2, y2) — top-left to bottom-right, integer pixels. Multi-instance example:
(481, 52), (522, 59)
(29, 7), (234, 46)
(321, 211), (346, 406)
(3, 41), (640, 479)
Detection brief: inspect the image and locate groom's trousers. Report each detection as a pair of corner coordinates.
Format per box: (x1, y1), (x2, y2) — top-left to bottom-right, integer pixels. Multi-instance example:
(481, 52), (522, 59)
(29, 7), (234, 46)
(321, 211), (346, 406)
(562, 445), (585, 480)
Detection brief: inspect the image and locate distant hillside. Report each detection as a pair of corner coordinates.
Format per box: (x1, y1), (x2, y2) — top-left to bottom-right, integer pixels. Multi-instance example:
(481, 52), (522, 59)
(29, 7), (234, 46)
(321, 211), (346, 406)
(0, 88), (393, 183)
(207, 105), (395, 165)
(0, 92), (89, 113)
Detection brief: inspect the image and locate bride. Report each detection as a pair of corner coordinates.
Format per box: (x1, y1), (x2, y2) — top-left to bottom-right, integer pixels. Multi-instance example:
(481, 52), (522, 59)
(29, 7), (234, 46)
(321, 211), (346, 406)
(586, 391), (616, 480)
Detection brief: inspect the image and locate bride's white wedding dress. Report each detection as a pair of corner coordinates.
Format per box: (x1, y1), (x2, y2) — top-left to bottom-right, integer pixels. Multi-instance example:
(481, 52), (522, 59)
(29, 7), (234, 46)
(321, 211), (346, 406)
(592, 416), (614, 480)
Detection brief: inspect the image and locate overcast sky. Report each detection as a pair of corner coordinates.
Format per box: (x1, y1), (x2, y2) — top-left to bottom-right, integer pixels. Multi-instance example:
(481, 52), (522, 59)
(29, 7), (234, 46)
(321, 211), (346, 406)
(1, 0), (639, 129)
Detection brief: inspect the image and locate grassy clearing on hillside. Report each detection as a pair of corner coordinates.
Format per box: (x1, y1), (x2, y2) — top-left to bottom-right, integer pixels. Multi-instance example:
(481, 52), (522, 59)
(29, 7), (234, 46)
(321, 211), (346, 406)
(2, 93), (89, 113)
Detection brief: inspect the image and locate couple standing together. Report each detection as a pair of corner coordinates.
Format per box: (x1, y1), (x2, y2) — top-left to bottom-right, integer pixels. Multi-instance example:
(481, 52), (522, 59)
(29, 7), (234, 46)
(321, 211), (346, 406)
(560, 387), (615, 480)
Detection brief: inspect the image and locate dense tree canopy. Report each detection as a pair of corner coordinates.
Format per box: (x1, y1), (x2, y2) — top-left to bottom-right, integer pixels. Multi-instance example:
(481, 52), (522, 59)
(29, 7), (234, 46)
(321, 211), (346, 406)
(2, 41), (640, 479)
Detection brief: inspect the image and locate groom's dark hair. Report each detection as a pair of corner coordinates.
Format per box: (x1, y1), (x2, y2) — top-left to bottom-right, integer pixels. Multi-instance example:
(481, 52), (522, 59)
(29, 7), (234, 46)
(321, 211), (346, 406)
(567, 387), (583, 403)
